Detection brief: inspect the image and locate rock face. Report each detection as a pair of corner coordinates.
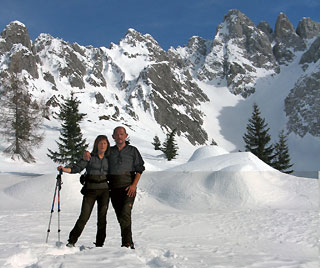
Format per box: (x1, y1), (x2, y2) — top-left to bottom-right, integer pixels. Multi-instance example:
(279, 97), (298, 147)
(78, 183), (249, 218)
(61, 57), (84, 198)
(273, 13), (306, 64)
(296, 17), (320, 39)
(140, 63), (209, 144)
(113, 29), (210, 145)
(0, 21), (39, 78)
(284, 34), (320, 138)
(285, 71), (320, 137)
(175, 10), (279, 97)
(0, 21), (32, 51)
(300, 36), (320, 66)
(0, 11), (319, 144)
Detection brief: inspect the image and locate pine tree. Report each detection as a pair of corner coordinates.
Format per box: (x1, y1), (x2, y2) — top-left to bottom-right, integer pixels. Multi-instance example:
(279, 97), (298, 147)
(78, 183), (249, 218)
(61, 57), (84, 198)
(0, 74), (44, 162)
(272, 130), (294, 173)
(243, 103), (274, 165)
(210, 138), (218, 145)
(47, 92), (88, 166)
(152, 135), (162, 150)
(162, 129), (178, 161)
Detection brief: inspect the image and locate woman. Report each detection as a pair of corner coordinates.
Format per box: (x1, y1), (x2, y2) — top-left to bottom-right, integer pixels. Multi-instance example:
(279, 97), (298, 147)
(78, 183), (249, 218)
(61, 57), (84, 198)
(57, 135), (110, 247)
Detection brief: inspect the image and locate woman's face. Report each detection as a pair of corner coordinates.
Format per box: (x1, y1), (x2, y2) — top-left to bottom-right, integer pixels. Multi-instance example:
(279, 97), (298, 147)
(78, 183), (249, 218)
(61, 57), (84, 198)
(97, 139), (108, 154)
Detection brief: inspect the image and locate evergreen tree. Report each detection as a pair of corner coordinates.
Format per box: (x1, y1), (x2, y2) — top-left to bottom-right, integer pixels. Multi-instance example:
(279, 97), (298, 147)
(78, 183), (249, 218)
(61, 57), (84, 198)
(47, 92), (88, 166)
(243, 103), (274, 165)
(272, 130), (294, 173)
(162, 129), (178, 161)
(0, 74), (44, 162)
(210, 138), (218, 146)
(152, 135), (162, 150)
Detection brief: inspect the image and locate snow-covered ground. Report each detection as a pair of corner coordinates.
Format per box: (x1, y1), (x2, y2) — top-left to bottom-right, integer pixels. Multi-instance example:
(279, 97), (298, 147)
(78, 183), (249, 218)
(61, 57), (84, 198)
(0, 145), (318, 268)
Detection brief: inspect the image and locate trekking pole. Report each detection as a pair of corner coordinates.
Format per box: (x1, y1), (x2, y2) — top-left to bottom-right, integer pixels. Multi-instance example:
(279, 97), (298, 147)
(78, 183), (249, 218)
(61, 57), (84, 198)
(57, 170), (63, 246)
(45, 169), (63, 244)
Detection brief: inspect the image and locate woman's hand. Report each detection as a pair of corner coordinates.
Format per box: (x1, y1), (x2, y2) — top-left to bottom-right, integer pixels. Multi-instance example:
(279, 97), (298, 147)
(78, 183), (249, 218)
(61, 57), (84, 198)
(57, 166), (71, 173)
(57, 165), (63, 171)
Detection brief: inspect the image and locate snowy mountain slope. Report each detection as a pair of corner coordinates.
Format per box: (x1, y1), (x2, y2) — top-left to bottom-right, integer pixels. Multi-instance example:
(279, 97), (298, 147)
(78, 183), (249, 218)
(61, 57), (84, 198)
(0, 10), (319, 174)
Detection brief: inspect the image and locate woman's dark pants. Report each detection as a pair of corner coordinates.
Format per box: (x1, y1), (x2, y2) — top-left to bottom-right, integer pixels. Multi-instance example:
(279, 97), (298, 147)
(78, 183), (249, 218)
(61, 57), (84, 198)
(68, 188), (109, 246)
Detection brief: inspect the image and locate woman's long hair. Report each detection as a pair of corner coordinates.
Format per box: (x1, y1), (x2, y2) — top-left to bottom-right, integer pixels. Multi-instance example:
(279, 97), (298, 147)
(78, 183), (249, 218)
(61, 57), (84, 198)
(91, 135), (110, 157)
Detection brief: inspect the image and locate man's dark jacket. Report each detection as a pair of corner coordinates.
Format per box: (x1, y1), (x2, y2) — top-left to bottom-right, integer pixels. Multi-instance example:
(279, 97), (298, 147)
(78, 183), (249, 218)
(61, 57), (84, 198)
(108, 144), (145, 188)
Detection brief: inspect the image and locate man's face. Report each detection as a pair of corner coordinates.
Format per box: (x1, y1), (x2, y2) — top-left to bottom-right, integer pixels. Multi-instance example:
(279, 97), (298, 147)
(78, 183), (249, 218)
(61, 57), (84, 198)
(113, 128), (128, 146)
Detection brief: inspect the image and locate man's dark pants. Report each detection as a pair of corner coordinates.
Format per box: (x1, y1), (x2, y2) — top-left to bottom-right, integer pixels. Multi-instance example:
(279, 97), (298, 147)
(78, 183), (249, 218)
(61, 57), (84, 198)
(68, 189), (109, 246)
(110, 187), (135, 246)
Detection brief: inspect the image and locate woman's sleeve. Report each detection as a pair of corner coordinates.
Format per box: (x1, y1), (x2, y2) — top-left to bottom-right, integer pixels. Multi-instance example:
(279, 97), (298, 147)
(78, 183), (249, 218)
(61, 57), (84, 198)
(70, 159), (89, 174)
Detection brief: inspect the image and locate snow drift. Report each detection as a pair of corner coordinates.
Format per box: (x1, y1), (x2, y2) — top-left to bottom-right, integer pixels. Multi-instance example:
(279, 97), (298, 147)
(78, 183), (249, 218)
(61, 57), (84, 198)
(140, 148), (317, 210)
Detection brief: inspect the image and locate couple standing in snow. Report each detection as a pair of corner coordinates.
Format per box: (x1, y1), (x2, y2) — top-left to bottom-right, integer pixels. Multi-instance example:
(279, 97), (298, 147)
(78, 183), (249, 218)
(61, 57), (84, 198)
(57, 126), (145, 249)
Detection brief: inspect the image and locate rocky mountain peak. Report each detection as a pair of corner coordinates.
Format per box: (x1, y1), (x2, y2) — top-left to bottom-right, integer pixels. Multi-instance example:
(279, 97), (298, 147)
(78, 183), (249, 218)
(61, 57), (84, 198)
(121, 28), (160, 49)
(274, 13), (296, 38)
(273, 13), (306, 63)
(186, 36), (209, 57)
(119, 28), (167, 62)
(223, 9), (256, 38)
(257, 21), (273, 41)
(0, 21), (32, 52)
(0, 21), (39, 78)
(296, 17), (320, 39)
(195, 9), (278, 97)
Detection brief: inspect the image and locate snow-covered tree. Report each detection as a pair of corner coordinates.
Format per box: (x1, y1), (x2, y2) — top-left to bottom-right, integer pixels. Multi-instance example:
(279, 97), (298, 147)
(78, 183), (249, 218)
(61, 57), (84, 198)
(272, 130), (294, 173)
(243, 103), (274, 165)
(47, 92), (88, 166)
(0, 73), (44, 162)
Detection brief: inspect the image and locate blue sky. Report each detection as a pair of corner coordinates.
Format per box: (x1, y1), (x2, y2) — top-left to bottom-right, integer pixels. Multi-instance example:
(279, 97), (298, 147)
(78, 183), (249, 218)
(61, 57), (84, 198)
(0, 0), (319, 50)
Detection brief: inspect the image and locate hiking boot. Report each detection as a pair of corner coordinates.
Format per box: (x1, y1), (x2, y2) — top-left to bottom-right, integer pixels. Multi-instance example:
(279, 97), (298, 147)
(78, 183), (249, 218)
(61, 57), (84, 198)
(121, 242), (135, 249)
(66, 242), (75, 248)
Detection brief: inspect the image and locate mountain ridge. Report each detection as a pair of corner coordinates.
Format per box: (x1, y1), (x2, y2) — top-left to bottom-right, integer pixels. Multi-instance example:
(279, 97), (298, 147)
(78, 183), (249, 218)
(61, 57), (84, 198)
(0, 10), (319, 173)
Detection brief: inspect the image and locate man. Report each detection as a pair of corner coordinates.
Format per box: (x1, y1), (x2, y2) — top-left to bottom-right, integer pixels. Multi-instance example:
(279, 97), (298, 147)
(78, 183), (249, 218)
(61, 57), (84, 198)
(108, 126), (145, 249)
(85, 126), (145, 248)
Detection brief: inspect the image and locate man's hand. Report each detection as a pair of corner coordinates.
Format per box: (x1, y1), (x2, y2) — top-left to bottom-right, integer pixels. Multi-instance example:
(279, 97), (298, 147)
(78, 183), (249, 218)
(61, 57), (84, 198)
(126, 184), (137, 197)
(83, 151), (91, 161)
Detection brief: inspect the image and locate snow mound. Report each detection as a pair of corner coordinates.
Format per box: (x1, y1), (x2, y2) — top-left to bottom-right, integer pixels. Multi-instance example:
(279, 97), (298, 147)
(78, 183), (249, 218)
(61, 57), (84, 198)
(182, 152), (272, 172)
(140, 152), (318, 210)
(0, 173), (83, 211)
(188, 145), (229, 162)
